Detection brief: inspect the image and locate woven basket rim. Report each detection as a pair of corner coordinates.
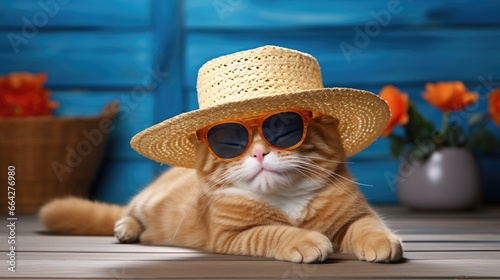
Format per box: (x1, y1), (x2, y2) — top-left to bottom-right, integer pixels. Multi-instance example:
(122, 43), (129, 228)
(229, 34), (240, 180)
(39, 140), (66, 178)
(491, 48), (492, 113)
(0, 101), (119, 123)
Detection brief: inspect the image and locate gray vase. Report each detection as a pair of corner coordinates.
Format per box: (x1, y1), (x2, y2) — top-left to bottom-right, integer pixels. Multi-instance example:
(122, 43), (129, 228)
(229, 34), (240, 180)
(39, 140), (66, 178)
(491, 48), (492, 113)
(396, 148), (482, 210)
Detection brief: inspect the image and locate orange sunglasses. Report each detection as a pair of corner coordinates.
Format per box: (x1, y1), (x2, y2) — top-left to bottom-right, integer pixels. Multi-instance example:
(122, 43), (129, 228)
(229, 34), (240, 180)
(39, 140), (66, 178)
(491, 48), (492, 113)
(196, 110), (315, 161)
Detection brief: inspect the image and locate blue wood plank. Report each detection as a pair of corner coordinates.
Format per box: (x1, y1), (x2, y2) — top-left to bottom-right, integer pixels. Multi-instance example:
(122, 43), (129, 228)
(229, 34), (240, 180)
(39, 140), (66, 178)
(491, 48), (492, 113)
(479, 157), (500, 203)
(0, 0), (150, 28)
(348, 159), (399, 204)
(0, 32), (153, 86)
(51, 91), (155, 160)
(90, 159), (159, 205)
(185, 89), (197, 113)
(185, 29), (500, 89)
(185, 0), (500, 29)
(152, 0), (184, 121)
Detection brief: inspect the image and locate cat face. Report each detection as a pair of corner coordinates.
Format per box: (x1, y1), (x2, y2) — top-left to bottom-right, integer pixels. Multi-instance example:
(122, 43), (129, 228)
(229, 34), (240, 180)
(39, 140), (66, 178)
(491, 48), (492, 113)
(195, 115), (346, 196)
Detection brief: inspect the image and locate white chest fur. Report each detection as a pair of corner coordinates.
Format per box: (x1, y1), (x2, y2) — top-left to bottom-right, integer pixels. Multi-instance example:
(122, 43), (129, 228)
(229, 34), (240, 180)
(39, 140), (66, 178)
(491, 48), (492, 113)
(216, 185), (316, 220)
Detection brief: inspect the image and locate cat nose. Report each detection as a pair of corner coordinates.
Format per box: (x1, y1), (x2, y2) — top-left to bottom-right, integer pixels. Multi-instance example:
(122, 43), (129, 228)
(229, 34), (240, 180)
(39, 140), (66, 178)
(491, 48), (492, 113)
(251, 147), (269, 163)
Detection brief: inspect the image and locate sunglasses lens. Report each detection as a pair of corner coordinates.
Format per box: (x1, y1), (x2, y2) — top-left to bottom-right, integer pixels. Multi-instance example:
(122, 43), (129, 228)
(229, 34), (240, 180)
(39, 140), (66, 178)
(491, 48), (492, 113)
(262, 112), (304, 149)
(207, 123), (249, 159)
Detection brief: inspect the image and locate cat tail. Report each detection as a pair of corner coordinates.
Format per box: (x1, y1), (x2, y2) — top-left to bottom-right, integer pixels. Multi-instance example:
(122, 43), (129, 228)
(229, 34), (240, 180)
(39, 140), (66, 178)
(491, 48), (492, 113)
(39, 197), (126, 236)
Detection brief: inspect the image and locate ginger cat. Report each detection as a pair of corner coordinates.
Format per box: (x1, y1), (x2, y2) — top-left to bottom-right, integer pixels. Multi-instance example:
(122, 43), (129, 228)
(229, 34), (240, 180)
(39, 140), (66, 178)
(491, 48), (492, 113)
(40, 115), (403, 263)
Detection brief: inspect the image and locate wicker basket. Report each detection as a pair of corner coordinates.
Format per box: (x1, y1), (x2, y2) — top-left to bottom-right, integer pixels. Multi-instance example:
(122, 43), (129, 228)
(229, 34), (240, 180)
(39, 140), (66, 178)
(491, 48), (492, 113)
(0, 102), (119, 214)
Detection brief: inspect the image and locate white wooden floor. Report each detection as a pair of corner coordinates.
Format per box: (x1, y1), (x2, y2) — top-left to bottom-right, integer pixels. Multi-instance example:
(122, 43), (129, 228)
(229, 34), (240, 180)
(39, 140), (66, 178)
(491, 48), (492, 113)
(1, 206), (500, 279)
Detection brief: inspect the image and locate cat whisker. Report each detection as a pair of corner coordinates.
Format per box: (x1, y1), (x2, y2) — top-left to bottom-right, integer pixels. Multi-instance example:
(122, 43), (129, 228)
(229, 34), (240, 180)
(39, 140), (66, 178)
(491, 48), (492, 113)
(283, 158), (330, 177)
(284, 162), (329, 183)
(299, 157), (373, 187)
(198, 175), (239, 214)
(300, 166), (366, 205)
(173, 167), (236, 239)
(173, 183), (217, 239)
(286, 159), (367, 205)
(287, 166), (326, 189)
(330, 171), (373, 187)
(328, 175), (367, 205)
(284, 161), (341, 195)
(302, 155), (353, 164)
(198, 185), (224, 220)
(197, 167), (247, 220)
(302, 164), (371, 204)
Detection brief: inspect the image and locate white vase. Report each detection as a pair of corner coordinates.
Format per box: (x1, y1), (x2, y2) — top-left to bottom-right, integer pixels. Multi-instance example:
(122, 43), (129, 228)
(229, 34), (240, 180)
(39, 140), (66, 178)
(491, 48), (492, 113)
(396, 148), (482, 210)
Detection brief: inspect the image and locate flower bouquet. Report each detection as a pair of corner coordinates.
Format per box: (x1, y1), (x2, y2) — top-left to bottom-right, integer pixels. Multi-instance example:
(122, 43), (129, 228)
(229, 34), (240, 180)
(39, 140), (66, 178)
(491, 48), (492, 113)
(0, 72), (119, 213)
(379, 82), (500, 210)
(0, 72), (58, 117)
(381, 82), (500, 160)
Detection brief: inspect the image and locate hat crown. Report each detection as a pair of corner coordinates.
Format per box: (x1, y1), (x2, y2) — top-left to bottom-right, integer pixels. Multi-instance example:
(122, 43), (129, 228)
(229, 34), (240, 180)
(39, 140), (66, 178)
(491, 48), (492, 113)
(196, 46), (324, 109)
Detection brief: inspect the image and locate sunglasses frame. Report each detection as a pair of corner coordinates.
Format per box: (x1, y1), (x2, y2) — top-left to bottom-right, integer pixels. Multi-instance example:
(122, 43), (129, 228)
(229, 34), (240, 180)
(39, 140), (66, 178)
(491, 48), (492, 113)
(196, 110), (315, 162)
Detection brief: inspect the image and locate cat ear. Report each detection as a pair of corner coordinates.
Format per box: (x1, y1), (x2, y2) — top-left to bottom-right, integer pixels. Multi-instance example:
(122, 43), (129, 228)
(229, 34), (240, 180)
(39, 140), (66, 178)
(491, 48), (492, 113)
(187, 133), (199, 145)
(188, 133), (209, 155)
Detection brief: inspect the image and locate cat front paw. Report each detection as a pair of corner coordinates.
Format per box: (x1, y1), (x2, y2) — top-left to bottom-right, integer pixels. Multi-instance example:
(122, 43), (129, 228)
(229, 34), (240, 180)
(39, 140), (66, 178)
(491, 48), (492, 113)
(114, 216), (142, 243)
(279, 231), (333, 263)
(355, 232), (403, 263)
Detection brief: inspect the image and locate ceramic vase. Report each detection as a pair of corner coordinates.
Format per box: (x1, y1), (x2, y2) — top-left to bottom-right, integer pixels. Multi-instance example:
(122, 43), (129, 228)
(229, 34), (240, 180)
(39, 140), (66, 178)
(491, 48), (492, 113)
(397, 148), (482, 210)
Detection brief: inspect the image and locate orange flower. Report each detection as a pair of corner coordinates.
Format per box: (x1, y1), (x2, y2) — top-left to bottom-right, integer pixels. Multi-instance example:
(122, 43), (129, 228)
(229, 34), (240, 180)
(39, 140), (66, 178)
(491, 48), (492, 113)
(422, 81), (478, 112)
(0, 72), (57, 117)
(380, 85), (409, 137)
(489, 88), (500, 126)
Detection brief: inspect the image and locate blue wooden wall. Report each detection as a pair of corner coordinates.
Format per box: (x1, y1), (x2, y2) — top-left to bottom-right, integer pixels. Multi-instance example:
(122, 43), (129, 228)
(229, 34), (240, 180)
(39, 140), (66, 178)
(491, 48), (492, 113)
(1, 0), (499, 204)
(0, 0), (180, 204)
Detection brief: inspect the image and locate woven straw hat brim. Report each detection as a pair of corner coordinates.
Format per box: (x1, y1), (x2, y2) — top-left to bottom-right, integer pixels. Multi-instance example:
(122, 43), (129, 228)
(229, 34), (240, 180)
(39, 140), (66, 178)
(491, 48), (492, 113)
(130, 87), (389, 168)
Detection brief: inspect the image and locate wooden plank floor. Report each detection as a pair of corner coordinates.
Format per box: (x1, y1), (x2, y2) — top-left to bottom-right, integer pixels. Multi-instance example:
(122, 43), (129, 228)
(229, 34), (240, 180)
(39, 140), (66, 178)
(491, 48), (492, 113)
(1, 206), (500, 279)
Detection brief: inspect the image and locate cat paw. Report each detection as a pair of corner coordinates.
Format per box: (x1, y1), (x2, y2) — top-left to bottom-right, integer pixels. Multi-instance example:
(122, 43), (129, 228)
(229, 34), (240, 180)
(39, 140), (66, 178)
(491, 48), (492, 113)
(355, 232), (403, 263)
(114, 216), (142, 243)
(279, 231), (333, 263)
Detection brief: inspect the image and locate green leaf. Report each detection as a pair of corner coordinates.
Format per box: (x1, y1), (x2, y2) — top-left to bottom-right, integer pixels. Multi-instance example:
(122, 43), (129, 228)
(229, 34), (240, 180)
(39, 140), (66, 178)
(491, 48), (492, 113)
(405, 103), (435, 143)
(389, 135), (405, 158)
(407, 140), (435, 163)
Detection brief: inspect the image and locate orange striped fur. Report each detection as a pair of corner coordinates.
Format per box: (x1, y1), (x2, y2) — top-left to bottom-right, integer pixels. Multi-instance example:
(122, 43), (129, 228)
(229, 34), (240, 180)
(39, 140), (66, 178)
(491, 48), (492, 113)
(40, 116), (403, 263)
(39, 197), (124, 236)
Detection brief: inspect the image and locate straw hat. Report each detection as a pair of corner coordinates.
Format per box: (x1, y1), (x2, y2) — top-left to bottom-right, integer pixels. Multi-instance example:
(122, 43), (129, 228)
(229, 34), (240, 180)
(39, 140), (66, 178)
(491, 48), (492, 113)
(131, 45), (389, 167)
